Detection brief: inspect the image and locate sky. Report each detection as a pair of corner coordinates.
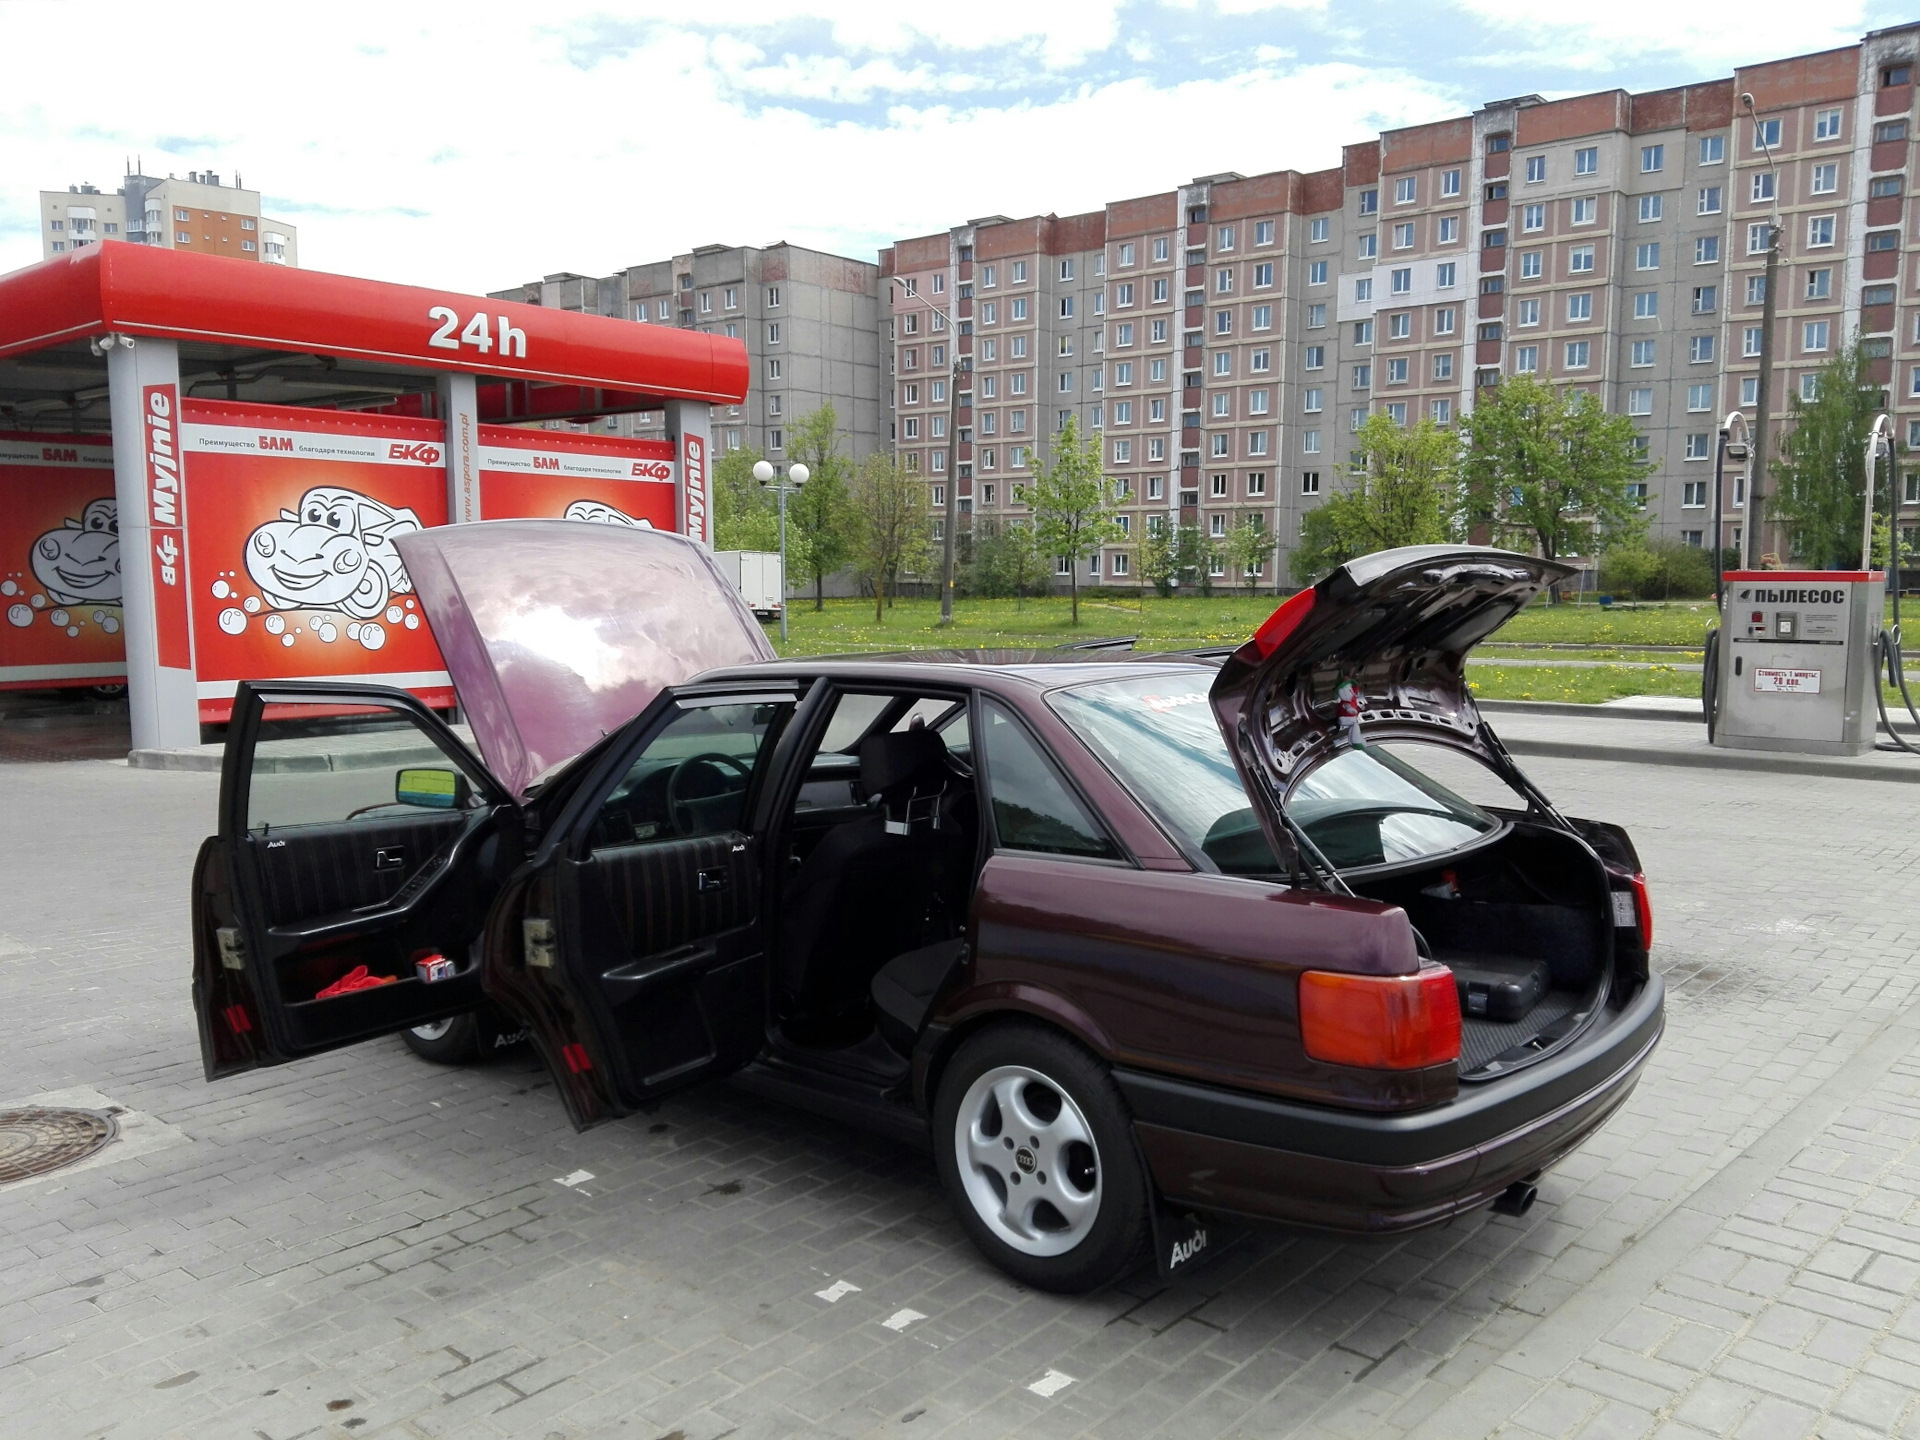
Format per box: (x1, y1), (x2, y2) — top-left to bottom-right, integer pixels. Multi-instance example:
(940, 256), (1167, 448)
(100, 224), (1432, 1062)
(1, 1), (1913, 295)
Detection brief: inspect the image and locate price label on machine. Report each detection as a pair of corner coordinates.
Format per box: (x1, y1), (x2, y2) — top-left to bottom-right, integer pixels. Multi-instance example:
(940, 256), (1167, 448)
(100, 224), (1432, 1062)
(1753, 667), (1822, 694)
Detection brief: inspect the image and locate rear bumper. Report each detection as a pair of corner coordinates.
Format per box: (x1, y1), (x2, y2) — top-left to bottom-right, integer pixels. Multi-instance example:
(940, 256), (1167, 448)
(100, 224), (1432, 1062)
(1118, 973), (1664, 1236)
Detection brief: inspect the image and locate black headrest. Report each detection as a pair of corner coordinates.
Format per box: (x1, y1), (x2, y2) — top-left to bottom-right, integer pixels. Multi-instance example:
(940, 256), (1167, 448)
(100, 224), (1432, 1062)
(858, 728), (949, 797)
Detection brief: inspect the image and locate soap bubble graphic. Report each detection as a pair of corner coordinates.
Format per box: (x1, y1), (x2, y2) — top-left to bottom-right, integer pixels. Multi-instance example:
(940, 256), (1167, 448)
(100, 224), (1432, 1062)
(263, 615), (285, 636)
(243, 596), (261, 614)
(211, 579), (230, 599)
(6, 604), (30, 628)
(404, 613), (419, 630)
(0, 580), (15, 596)
(281, 634), (295, 647)
(358, 622), (386, 651)
(318, 623), (337, 643)
(102, 616), (119, 634)
(218, 608), (246, 635)
(386, 606), (403, 624)
(49, 610), (69, 627)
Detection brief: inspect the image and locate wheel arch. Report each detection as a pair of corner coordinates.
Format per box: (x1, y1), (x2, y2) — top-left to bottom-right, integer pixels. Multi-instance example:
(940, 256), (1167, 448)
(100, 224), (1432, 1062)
(913, 983), (1117, 1114)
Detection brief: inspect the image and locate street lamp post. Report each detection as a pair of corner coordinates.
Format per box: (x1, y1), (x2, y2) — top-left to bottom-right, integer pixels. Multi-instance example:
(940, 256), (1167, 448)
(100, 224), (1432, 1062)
(890, 279), (963, 624)
(1713, 410), (1753, 609)
(753, 458), (808, 644)
(1743, 92), (1784, 571)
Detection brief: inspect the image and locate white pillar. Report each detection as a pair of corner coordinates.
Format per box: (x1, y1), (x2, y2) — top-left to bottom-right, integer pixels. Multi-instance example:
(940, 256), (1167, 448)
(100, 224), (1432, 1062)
(439, 372), (480, 523)
(108, 336), (200, 751)
(664, 398), (713, 547)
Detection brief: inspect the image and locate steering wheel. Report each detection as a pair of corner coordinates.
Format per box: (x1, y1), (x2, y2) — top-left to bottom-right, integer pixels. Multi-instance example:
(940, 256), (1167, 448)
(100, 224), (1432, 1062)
(666, 751), (754, 835)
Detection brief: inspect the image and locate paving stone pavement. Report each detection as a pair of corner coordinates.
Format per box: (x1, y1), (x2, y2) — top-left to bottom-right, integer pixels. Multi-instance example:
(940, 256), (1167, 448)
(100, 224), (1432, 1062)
(5, 743), (1920, 1440)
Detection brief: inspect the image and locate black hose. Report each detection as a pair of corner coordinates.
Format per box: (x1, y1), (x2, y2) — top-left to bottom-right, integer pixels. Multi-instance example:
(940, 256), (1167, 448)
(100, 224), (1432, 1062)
(1701, 625), (1720, 744)
(1874, 628), (1920, 754)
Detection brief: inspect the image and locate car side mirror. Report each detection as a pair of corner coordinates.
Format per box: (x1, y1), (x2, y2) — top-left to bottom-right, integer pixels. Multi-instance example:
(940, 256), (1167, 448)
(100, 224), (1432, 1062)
(396, 766), (470, 809)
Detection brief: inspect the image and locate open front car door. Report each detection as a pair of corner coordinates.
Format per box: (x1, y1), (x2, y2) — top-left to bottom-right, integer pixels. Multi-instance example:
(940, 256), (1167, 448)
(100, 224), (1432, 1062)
(483, 683), (804, 1130)
(192, 681), (522, 1078)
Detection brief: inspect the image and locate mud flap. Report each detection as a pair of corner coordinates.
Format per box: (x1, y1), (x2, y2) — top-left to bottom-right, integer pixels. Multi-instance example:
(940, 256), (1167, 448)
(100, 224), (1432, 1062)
(1150, 1201), (1231, 1281)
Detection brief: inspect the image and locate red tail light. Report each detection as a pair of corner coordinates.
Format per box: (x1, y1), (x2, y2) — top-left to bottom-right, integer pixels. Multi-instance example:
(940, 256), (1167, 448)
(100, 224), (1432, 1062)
(562, 1042), (593, 1073)
(1299, 966), (1461, 1070)
(1630, 872), (1653, 950)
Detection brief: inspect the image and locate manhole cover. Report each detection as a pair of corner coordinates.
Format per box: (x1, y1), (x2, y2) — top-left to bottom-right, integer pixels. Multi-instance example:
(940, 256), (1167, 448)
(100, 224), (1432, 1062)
(0, 1108), (117, 1182)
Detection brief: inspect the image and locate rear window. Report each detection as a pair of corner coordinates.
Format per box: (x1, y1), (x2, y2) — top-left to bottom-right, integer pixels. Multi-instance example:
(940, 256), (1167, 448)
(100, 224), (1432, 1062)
(1050, 674), (1501, 876)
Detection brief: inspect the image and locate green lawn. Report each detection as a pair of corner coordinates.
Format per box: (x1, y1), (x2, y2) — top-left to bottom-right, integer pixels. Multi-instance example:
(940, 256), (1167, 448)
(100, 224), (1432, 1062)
(766, 595), (1722, 704)
(769, 594), (1722, 659)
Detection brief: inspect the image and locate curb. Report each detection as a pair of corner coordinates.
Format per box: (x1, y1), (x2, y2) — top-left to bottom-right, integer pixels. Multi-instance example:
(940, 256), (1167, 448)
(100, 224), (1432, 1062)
(127, 749), (221, 772)
(1503, 736), (1920, 784)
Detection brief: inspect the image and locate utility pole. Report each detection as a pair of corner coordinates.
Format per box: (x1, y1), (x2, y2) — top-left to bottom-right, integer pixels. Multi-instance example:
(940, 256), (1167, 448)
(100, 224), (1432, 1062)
(1743, 93), (1783, 570)
(941, 353), (960, 623)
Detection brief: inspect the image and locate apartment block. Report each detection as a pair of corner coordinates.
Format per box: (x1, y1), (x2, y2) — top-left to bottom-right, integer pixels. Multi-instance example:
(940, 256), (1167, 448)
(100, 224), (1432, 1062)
(882, 23), (1920, 585)
(41, 167), (297, 265)
(491, 242), (883, 465)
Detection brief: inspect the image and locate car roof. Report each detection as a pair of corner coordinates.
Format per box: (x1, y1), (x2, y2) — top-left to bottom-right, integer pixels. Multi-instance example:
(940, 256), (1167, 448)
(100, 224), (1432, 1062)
(691, 651), (1221, 695)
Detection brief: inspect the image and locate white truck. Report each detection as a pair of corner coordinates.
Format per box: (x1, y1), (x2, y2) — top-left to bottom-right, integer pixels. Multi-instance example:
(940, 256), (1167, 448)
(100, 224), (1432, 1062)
(711, 550), (784, 622)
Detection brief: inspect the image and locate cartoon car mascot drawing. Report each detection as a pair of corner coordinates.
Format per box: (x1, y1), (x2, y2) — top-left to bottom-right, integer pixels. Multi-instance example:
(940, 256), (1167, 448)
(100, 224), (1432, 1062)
(245, 487), (421, 620)
(32, 497), (122, 607)
(563, 499), (653, 529)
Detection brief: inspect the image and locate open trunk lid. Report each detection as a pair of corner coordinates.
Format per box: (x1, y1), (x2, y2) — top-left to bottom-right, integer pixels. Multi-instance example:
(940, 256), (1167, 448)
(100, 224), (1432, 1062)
(1210, 545), (1572, 862)
(394, 520), (774, 799)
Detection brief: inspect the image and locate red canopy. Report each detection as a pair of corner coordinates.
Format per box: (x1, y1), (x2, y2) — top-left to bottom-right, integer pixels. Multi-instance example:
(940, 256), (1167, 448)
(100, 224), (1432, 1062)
(0, 244), (749, 406)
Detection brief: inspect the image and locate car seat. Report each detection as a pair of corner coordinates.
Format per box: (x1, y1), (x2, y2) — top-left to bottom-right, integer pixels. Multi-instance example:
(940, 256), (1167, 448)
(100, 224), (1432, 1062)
(776, 728), (973, 1034)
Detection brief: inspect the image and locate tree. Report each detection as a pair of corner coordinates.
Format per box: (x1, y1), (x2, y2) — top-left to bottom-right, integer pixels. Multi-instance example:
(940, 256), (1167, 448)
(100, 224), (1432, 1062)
(784, 405), (856, 611)
(1770, 335), (1883, 569)
(1176, 523), (1220, 597)
(1598, 537), (1715, 600)
(1458, 375), (1647, 589)
(1288, 413), (1456, 583)
(1135, 520), (1179, 599)
(847, 452), (931, 622)
(968, 516), (1049, 605)
(712, 445), (784, 555)
(1017, 417), (1125, 624)
(1221, 515), (1274, 596)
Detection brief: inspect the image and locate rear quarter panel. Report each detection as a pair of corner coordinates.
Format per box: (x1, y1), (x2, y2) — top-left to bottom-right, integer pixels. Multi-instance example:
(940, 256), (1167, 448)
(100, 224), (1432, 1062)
(939, 854), (1454, 1111)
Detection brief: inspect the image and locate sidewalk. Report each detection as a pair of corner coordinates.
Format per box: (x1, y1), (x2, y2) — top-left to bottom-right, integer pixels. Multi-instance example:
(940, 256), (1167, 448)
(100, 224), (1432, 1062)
(1483, 699), (1920, 785)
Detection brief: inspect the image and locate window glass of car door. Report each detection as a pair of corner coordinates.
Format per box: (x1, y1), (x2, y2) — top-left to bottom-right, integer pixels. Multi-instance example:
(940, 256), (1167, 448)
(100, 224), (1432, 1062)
(587, 701), (781, 850)
(247, 707), (487, 835)
(978, 698), (1119, 859)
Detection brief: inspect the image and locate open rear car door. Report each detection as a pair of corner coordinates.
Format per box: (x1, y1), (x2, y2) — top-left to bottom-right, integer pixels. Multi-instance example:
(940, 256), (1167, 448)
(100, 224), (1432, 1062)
(192, 681), (521, 1077)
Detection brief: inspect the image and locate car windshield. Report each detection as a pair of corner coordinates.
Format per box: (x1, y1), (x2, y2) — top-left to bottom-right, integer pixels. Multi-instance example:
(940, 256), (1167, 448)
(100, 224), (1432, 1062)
(1049, 673), (1498, 876)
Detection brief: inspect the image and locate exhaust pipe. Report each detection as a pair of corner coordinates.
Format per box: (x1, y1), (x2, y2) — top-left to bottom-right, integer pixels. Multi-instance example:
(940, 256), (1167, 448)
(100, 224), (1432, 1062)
(1492, 1181), (1538, 1216)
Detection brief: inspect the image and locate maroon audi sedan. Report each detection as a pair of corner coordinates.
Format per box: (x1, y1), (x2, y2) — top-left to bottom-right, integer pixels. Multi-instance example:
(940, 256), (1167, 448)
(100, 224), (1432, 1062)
(192, 525), (1662, 1292)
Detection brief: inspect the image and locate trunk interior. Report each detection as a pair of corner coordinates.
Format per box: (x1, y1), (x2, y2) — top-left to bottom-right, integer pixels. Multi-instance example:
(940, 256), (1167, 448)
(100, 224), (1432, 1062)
(1349, 820), (1613, 1080)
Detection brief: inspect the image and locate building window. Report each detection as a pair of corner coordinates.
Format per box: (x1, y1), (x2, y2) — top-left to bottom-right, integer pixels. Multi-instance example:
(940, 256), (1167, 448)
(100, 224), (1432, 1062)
(1687, 383), (1713, 413)
(1564, 340), (1590, 369)
(1813, 163), (1841, 196)
(1358, 234), (1377, 260)
(1525, 155), (1546, 184)
(1627, 388), (1653, 416)
(1303, 431), (1321, 454)
(1804, 320), (1831, 352)
(1815, 107), (1845, 141)
(1808, 215), (1835, 248)
(1641, 143), (1665, 173)
(1213, 353), (1231, 377)
(1636, 242), (1659, 271)
(1358, 188), (1378, 215)
(1698, 187), (1722, 215)
(1746, 274), (1767, 304)
(1639, 195), (1663, 223)
(1574, 146), (1598, 175)
(1567, 293), (1592, 321)
(769, 429), (785, 451)
(1519, 250), (1542, 280)
(1570, 244), (1595, 273)
(1869, 229), (1900, 253)
(1433, 354), (1454, 382)
(1753, 117), (1781, 149)
(767, 322), (782, 344)
(1633, 293), (1657, 320)
(1438, 217), (1458, 244)
(1522, 203), (1545, 232)
(1352, 364), (1371, 390)
(1685, 434), (1711, 460)
(1690, 335), (1716, 363)
(1354, 278), (1373, 303)
(768, 359), (782, 380)
(1631, 340), (1655, 367)
(1571, 197), (1596, 225)
(1514, 346), (1539, 374)
(1483, 229), (1506, 249)
(1434, 308), (1456, 335)
(1692, 286), (1717, 314)
(1700, 135), (1724, 165)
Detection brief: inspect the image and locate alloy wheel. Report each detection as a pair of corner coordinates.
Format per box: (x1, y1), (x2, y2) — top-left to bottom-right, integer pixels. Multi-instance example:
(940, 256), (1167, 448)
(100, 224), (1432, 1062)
(953, 1063), (1102, 1257)
(409, 1019), (454, 1042)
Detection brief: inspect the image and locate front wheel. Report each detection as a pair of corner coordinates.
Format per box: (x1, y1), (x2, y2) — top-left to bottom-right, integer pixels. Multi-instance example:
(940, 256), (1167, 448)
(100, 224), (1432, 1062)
(932, 1022), (1149, 1292)
(400, 1013), (481, 1064)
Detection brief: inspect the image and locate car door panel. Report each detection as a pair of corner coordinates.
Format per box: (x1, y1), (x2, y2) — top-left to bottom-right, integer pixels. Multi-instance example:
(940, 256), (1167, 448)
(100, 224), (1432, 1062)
(493, 686), (803, 1126)
(253, 811), (470, 925)
(191, 681), (521, 1079)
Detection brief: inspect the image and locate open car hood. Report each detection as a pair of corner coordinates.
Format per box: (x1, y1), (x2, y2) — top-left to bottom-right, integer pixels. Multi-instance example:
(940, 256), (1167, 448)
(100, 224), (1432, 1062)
(395, 520), (775, 799)
(1210, 545), (1572, 846)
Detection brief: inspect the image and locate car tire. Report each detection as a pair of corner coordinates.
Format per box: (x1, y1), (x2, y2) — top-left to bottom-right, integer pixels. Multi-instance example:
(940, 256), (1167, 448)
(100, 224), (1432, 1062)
(400, 1013), (481, 1064)
(932, 1021), (1149, 1293)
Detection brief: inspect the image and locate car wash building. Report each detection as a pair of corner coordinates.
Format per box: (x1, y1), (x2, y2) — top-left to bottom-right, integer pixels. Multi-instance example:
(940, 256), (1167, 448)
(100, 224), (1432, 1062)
(0, 243), (748, 752)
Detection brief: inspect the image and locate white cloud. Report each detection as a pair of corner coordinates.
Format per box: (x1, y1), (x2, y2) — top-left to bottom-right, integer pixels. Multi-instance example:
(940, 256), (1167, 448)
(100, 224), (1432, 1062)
(1444, 0), (1876, 74)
